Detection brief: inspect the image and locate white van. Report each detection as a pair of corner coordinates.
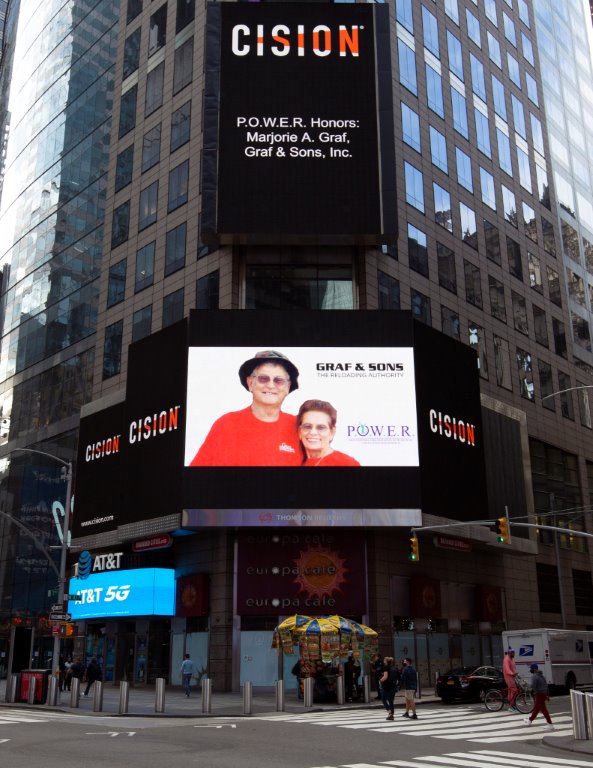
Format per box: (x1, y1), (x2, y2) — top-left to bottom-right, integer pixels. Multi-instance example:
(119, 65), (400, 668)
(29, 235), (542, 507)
(502, 628), (593, 692)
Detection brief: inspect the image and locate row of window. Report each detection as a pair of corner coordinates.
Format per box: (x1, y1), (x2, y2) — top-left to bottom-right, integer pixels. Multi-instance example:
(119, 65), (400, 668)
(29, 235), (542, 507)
(127, 0), (195, 39)
(397, 0), (531, 37)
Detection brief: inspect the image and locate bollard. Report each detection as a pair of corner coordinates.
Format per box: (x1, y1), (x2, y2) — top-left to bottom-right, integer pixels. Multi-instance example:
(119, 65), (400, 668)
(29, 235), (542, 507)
(27, 676), (37, 705)
(571, 689), (588, 739)
(70, 677), (80, 708)
(275, 680), (285, 712)
(119, 680), (130, 714)
(201, 678), (212, 714)
(93, 681), (104, 712)
(243, 680), (252, 715)
(303, 676), (313, 707)
(47, 675), (59, 706)
(155, 677), (166, 713)
(6, 674), (18, 704)
(584, 692), (593, 740)
(336, 673), (345, 705)
(363, 674), (371, 703)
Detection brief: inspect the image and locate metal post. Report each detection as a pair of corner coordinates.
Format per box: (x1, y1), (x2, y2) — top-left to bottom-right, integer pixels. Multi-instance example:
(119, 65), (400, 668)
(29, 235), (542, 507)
(275, 679), (285, 712)
(155, 677), (166, 713)
(70, 677), (80, 708)
(47, 675), (59, 706)
(584, 692), (593, 740)
(27, 676), (37, 704)
(336, 672), (345, 705)
(201, 678), (212, 714)
(363, 674), (371, 703)
(119, 681), (130, 714)
(243, 680), (252, 715)
(303, 676), (313, 707)
(6, 673), (18, 703)
(571, 689), (587, 739)
(93, 681), (104, 712)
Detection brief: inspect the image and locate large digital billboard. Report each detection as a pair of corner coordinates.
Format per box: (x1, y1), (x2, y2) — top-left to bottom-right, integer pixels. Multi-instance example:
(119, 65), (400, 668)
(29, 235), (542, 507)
(202, 2), (396, 244)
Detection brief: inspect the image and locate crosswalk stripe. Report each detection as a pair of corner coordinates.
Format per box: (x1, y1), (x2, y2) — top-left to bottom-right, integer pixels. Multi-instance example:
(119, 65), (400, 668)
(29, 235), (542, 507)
(305, 751), (585, 768)
(475, 751), (593, 766)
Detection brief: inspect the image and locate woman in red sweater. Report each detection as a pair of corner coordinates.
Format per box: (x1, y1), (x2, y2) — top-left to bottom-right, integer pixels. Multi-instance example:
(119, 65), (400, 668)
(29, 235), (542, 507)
(297, 399), (360, 466)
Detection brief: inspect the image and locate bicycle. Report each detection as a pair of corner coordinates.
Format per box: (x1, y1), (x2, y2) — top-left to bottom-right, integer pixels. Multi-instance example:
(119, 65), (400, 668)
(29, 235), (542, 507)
(483, 679), (534, 713)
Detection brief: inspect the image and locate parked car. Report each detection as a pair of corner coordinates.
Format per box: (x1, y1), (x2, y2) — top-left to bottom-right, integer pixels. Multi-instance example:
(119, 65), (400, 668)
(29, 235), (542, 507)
(436, 665), (505, 703)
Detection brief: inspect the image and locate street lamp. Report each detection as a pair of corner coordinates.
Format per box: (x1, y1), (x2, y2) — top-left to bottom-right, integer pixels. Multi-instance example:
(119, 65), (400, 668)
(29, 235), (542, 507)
(12, 448), (73, 678)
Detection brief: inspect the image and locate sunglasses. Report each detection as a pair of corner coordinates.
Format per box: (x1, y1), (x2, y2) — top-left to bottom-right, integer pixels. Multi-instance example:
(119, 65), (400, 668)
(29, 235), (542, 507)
(251, 375), (290, 387)
(299, 423), (330, 433)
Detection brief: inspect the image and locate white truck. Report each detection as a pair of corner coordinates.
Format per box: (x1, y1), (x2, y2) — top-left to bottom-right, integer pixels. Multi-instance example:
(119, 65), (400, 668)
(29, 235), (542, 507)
(502, 628), (593, 692)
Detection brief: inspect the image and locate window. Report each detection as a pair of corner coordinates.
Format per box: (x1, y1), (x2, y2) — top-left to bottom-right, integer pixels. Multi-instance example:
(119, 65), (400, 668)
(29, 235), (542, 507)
(491, 75), (507, 121)
(578, 387), (592, 430)
(426, 65), (444, 117)
(464, 259), (482, 308)
(127, 0), (142, 24)
(198, 213), (217, 260)
(135, 241), (155, 292)
(470, 54), (486, 100)
(503, 12), (516, 46)
(511, 95), (526, 138)
(507, 53), (521, 88)
(558, 371), (574, 419)
(585, 238), (593, 275)
(165, 222), (186, 276)
(547, 267), (562, 307)
(103, 320), (124, 379)
(539, 360), (554, 410)
(456, 147), (473, 192)
(553, 317), (567, 358)
(163, 287), (184, 328)
(451, 88), (468, 137)
(176, 0), (195, 34)
(501, 185), (517, 226)
(171, 101), (191, 152)
(523, 203), (537, 242)
(411, 288), (431, 325)
(441, 306), (460, 338)
(149, 4), (167, 56)
(111, 202), (130, 248)
(484, 220), (501, 265)
(536, 564), (561, 613)
(469, 323), (488, 378)
(507, 237), (522, 280)
(573, 570), (593, 616)
(422, 6), (439, 58)
(521, 32), (534, 65)
(528, 252), (543, 293)
(542, 217), (556, 255)
(196, 270), (220, 310)
(496, 129), (512, 176)
(396, 0), (413, 32)
(139, 181), (158, 230)
(173, 37), (193, 95)
(512, 291), (529, 334)
(119, 86), (137, 138)
(429, 126), (447, 172)
(434, 184), (452, 231)
(489, 275), (507, 322)
(474, 109), (491, 157)
(531, 115), (545, 155)
(123, 29), (141, 79)
(537, 166), (550, 208)
(567, 269), (585, 305)
(168, 160), (189, 212)
(408, 223), (428, 277)
(107, 259), (127, 308)
(466, 10), (481, 47)
(533, 305), (548, 346)
(404, 162), (424, 212)
(517, 147), (532, 193)
(460, 202), (477, 249)
(447, 31), (463, 79)
(132, 305), (152, 343)
(401, 103), (421, 151)
(480, 167), (496, 210)
(526, 73), (539, 106)
(562, 221), (580, 262)
(146, 62), (165, 116)
(142, 125), (161, 172)
(445, 0), (459, 25)
(484, 0), (497, 25)
(115, 146), (134, 192)
(487, 32), (502, 68)
(378, 270), (400, 309)
(494, 335), (512, 389)
(398, 40), (417, 95)
(437, 242), (457, 293)
(573, 315), (592, 352)
(516, 348), (534, 400)
(518, 0), (530, 26)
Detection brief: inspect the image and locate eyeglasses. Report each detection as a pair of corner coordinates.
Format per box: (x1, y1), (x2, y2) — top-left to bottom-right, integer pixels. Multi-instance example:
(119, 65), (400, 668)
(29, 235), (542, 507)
(299, 423), (330, 433)
(251, 374), (290, 387)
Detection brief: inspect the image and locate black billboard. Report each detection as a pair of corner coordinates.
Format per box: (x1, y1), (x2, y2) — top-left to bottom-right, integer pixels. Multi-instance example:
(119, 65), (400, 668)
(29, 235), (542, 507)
(202, 2), (396, 245)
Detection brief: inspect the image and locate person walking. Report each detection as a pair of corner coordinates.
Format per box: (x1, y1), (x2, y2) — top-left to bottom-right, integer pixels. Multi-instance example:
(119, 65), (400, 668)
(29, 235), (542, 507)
(180, 653), (195, 697)
(524, 664), (554, 729)
(82, 658), (102, 697)
(502, 648), (519, 711)
(400, 657), (418, 719)
(371, 653), (385, 700)
(379, 656), (398, 720)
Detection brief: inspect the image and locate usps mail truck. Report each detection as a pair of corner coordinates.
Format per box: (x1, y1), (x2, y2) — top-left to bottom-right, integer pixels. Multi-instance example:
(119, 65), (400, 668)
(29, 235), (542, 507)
(502, 628), (593, 692)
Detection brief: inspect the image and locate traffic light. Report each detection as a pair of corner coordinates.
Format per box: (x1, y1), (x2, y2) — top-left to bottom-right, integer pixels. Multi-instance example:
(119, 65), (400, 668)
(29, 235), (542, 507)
(408, 534), (420, 562)
(495, 516), (510, 544)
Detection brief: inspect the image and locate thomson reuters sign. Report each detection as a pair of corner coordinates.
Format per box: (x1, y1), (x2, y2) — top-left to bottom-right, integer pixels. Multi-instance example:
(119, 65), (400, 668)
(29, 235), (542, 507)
(231, 23), (361, 57)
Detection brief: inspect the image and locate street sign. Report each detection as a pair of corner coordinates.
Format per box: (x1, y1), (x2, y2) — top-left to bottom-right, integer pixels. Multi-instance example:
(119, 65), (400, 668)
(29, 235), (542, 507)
(51, 603), (63, 612)
(65, 594), (82, 601)
(49, 612), (71, 622)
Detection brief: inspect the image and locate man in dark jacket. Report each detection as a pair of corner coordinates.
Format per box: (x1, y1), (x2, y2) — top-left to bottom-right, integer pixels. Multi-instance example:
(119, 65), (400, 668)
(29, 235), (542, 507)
(400, 657), (418, 719)
(83, 658), (102, 697)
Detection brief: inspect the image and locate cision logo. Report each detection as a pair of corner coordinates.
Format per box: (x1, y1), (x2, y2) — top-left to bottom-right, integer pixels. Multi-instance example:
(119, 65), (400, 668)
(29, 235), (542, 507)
(230, 23), (362, 58)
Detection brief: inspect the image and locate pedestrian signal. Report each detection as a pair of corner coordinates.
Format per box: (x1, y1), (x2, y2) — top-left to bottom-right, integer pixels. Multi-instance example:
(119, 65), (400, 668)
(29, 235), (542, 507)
(408, 535), (420, 562)
(495, 516), (510, 544)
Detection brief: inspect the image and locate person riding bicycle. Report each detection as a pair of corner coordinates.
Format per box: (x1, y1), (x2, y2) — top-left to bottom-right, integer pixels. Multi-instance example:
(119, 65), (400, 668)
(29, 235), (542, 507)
(502, 648), (520, 711)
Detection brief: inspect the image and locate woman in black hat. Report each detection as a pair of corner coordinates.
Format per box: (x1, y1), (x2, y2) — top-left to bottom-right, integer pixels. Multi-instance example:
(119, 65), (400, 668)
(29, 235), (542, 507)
(190, 350), (302, 466)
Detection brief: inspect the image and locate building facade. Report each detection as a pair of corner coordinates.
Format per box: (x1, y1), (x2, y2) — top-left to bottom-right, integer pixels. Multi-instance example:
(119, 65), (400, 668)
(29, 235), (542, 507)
(0, 0), (592, 689)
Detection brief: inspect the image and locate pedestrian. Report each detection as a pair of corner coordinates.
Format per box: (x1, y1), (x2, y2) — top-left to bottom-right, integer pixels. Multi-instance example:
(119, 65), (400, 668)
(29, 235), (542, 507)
(371, 653), (384, 700)
(291, 658), (303, 699)
(58, 655), (66, 692)
(502, 647), (519, 711)
(83, 657), (102, 697)
(524, 664), (554, 729)
(180, 653), (195, 697)
(64, 657), (73, 691)
(344, 654), (359, 702)
(400, 657), (418, 719)
(70, 657), (84, 689)
(379, 656), (398, 720)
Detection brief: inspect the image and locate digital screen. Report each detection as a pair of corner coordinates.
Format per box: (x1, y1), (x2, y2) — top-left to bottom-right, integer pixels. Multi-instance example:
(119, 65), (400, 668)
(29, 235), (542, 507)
(67, 568), (175, 619)
(202, 2), (396, 244)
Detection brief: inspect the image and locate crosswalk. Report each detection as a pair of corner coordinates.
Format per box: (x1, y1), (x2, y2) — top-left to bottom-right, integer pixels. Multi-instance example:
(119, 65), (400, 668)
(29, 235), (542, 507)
(0, 708), (116, 726)
(308, 750), (593, 768)
(257, 706), (574, 744)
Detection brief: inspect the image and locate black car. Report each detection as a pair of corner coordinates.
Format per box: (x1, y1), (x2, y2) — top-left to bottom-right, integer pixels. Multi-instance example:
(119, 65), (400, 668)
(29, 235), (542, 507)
(436, 665), (505, 703)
